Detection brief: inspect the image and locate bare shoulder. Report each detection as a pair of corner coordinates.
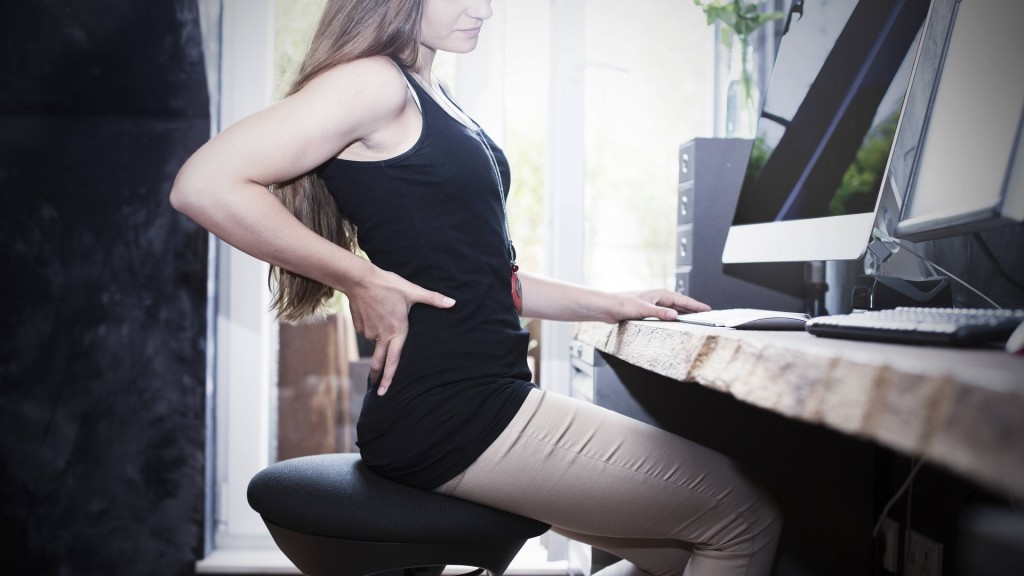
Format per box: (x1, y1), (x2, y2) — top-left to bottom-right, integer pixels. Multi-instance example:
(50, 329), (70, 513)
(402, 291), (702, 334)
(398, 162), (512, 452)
(253, 55), (413, 166)
(303, 55), (409, 122)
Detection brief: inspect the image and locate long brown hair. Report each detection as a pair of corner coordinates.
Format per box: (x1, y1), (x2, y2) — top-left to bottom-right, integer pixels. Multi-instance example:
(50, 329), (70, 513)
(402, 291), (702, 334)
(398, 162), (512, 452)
(270, 0), (422, 322)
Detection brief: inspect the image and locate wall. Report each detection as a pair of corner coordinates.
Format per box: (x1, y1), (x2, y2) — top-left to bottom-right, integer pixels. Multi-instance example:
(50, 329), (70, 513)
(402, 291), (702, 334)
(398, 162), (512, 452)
(0, 1), (210, 574)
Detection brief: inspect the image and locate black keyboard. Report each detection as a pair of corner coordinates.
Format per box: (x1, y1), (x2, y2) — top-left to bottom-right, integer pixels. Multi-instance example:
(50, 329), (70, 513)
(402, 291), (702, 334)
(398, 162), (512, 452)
(805, 307), (1024, 346)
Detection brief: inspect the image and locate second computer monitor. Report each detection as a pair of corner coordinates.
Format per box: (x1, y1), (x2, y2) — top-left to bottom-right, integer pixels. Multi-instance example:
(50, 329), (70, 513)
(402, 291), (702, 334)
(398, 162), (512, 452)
(892, 0), (1024, 242)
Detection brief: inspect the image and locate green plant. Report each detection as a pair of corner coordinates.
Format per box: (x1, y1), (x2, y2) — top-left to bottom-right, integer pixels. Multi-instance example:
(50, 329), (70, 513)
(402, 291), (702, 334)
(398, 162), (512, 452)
(694, 0), (783, 46)
(693, 1), (783, 112)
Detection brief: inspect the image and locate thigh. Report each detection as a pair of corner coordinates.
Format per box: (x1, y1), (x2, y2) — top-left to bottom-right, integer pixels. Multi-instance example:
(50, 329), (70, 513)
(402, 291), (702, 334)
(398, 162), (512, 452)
(441, 389), (776, 548)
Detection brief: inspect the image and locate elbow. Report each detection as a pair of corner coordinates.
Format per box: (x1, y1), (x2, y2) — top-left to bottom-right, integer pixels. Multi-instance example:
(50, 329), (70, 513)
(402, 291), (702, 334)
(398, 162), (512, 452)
(169, 169), (204, 217)
(168, 182), (187, 214)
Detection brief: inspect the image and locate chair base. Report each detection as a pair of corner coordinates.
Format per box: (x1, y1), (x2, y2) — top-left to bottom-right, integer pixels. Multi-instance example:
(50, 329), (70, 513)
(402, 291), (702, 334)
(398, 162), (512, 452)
(264, 519), (529, 576)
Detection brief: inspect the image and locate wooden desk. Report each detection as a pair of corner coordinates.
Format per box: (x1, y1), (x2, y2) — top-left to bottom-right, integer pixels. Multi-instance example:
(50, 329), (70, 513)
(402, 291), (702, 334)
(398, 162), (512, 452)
(573, 320), (1024, 500)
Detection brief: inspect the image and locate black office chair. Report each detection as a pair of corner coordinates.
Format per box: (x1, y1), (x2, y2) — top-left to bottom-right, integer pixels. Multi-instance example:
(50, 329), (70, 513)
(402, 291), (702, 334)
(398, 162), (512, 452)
(247, 453), (550, 576)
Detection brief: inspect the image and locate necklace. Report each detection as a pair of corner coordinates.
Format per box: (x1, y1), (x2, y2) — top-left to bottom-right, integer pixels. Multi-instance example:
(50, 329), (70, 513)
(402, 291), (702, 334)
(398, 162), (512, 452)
(473, 127), (522, 315)
(408, 71), (522, 313)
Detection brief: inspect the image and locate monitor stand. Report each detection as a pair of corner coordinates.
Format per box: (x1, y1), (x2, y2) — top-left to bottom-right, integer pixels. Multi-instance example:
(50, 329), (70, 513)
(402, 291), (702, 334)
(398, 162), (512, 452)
(803, 261), (829, 317)
(851, 275), (953, 310)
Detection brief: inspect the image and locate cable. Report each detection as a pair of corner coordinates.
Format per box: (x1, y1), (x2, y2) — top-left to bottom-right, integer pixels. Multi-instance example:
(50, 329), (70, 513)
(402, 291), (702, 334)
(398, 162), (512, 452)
(972, 232), (1024, 295)
(872, 228), (1003, 309)
(873, 458), (925, 539)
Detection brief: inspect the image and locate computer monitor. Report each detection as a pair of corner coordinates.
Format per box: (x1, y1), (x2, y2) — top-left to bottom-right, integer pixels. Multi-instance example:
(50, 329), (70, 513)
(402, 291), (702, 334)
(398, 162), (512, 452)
(721, 0), (933, 264)
(890, 0), (1024, 242)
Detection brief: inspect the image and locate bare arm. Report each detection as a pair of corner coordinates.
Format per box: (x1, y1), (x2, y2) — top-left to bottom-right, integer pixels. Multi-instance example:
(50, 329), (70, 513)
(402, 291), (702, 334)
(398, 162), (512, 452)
(171, 56), (453, 395)
(517, 271), (710, 323)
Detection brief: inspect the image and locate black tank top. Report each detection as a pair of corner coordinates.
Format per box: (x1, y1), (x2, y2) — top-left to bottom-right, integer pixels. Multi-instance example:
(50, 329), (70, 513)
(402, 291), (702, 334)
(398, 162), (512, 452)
(318, 63), (536, 490)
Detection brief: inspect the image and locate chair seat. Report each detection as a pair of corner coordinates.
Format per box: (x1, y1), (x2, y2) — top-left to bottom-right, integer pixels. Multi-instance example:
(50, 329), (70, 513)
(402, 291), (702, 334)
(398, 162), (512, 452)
(247, 453), (549, 544)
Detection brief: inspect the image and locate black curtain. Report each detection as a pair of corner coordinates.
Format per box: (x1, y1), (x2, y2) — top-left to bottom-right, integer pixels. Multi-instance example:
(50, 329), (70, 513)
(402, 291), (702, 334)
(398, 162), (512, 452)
(0, 1), (210, 574)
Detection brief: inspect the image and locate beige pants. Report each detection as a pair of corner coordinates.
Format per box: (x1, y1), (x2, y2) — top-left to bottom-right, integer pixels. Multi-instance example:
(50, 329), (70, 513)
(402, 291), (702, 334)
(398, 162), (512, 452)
(436, 388), (781, 576)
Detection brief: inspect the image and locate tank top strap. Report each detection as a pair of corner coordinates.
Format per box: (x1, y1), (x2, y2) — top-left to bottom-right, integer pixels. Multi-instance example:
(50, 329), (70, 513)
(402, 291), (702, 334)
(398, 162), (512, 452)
(387, 56), (479, 132)
(388, 57), (425, 114)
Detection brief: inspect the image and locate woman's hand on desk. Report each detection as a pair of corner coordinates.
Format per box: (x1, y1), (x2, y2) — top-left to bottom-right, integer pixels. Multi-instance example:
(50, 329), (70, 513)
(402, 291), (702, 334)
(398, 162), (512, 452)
(616, 289), (711, 322)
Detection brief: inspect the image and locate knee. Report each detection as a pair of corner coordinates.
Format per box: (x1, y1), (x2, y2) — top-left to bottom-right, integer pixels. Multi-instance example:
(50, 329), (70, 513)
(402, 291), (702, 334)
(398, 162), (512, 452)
(761, 496), (783, 541)
(702, 487), (783, 549)
(724, 487), (782, 551)
(750, 492), (783, 549)
(699, 496), (782, 573)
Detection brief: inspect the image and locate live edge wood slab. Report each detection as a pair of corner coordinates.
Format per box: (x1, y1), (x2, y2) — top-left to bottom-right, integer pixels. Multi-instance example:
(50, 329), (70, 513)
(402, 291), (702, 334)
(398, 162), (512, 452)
(572, 320), (1024, 499)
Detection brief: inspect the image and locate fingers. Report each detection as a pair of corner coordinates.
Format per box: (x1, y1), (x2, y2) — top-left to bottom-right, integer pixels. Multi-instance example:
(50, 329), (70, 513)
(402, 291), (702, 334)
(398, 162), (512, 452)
(650, 304), (680, 321)
(370, 292), (453, 396)
(368, 333), (407, 396)
(354, 277), (456, 396)
(620, 290), (710, 322)
(368, 338), (388, 392)
(417, 289), (456, 309)
(376, 334), (405, 396)
(651, 290), (711, 313)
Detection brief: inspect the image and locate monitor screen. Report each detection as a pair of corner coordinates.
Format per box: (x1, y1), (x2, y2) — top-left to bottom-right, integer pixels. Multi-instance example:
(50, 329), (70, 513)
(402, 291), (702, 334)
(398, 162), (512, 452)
(722, 0), (932, 263)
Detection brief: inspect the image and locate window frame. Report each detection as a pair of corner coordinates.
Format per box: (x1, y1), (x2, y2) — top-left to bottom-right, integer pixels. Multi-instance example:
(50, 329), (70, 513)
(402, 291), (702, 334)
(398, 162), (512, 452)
(196, 0), (287, 571)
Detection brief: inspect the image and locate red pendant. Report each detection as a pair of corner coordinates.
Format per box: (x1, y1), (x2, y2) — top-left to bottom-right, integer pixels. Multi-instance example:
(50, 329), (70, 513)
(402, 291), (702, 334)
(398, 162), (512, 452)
(510, 264), (522, 314)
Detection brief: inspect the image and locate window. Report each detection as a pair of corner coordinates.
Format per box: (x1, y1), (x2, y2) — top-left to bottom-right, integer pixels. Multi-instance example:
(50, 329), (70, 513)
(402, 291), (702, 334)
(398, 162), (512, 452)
(197, 0), (713, 571)
(197, 1), (281, 570)
(582, 0), (713, 291)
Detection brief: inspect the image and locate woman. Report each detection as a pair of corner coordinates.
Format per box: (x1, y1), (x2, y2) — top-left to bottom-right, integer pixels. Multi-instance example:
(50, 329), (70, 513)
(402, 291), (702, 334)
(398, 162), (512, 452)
(171, 1), (781, 574)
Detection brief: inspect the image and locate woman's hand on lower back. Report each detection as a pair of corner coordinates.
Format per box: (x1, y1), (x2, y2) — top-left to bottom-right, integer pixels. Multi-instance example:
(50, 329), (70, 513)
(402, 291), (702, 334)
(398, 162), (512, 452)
(347, 267), (456, 396)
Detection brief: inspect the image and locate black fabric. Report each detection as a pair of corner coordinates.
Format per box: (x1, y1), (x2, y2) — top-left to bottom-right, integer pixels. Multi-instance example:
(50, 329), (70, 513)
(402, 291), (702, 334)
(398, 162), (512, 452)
(247, 454), (549, 543)
(318, 63), (536, 490)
